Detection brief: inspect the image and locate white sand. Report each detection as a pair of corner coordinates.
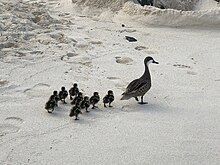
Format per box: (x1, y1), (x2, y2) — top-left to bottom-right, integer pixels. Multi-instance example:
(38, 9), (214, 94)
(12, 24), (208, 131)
(0, 0), (220, 164)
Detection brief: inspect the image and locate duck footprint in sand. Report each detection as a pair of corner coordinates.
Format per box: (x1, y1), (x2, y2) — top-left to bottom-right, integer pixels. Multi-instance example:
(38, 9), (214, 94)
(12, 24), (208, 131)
(115, 57), (133, 64)
(0, 117), (23, 137)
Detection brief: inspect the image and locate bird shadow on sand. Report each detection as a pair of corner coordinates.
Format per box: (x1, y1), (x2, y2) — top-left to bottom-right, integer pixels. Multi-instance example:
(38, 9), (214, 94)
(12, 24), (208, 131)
(44, 104), (104, 122)
(45, 101), (169, 123)
(46, 111), (64, 118)
(82, 108), (110, 119)
(121, 102), (169, 113)
(69, 117), (87, 124)
(45, 106), (69, 118)
(68, 111), (101, 125)
(68, 107), (120, 124)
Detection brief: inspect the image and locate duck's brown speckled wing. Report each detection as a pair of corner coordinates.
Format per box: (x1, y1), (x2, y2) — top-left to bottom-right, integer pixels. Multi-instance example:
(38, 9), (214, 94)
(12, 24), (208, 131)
(124, 79), (148, 94)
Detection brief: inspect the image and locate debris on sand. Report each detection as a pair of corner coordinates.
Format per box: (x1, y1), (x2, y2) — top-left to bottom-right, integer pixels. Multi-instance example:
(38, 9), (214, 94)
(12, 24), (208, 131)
(125, 36), (137, 42)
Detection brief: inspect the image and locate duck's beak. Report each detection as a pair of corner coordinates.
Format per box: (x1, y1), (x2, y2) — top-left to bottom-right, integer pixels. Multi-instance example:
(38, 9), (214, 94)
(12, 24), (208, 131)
(153, 60), (159, 64)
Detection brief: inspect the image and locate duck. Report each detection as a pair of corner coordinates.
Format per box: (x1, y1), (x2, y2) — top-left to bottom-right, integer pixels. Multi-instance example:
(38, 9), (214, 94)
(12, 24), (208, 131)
(45, 90), (59, 113)
(69, 83), (79, 100)
(69, 103), (82, 120)
(45, 99), (56, 113)
(103, 90), (114, 107)
(121, 56), (159, 104)
(80, 96), (90, 112)
(90, 92), (100, 109)
(49, 90), (59, 107)
(71, 92), (83, 105)
(59, 86), (68, 104)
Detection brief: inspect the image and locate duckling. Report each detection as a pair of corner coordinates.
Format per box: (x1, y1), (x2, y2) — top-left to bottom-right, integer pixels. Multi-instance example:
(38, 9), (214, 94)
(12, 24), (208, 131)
(45, 99), (56, 113)
(103, 90), (114, 107)
(71, 92), (83, 105)
(80, 96), (90, 112)
(45, 91), (59, 113)
(69, 83), (79, 100)
(49, 90), (59, 107)
(90, 92), (100, 109)
(69, 103), (82, 120)
(59, 86), (68, 104)
(121, 56), (159, 104)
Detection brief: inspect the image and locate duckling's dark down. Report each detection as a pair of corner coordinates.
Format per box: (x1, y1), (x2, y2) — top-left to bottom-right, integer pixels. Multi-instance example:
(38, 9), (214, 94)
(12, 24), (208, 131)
(69, 104), (82, 120)
(90, 92), (100, 109)
(59, 86), (68, 104)
(71, 92), (83, 105)
(81, 96), (90, 112)
(103, 90), (114, 107)
(45, 91), (59, 113)
(69, 83), (79, 100)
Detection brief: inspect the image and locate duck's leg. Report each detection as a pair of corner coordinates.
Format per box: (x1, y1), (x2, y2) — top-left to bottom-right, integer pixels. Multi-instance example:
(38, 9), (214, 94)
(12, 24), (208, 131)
(63, 99), (67, 104)
(92, 104), (95, 109)
(138, 96), (148, 104)
(51, 107), (54, 113)
(86, 107), (90, 112)
(135, 97), (139, 101)
(104, 103), (107, 108)
(75, 114), (79, 120)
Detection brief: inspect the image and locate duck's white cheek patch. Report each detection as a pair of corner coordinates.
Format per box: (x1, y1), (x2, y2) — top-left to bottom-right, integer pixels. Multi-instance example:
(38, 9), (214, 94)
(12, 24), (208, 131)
(147, 60), (153, 66)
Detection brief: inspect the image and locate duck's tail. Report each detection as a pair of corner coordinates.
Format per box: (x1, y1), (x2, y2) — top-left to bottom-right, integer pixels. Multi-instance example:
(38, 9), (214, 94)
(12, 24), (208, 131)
(120, 93), (132, 100)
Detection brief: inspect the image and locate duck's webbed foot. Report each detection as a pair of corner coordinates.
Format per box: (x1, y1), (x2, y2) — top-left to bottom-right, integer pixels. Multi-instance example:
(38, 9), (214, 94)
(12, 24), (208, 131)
(61, 99), (67, 104)
(47, 110), (53, 113)
(92, 105), (98, 109)
(75, 115), (79, 120)
(138, 96), (148, 104)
